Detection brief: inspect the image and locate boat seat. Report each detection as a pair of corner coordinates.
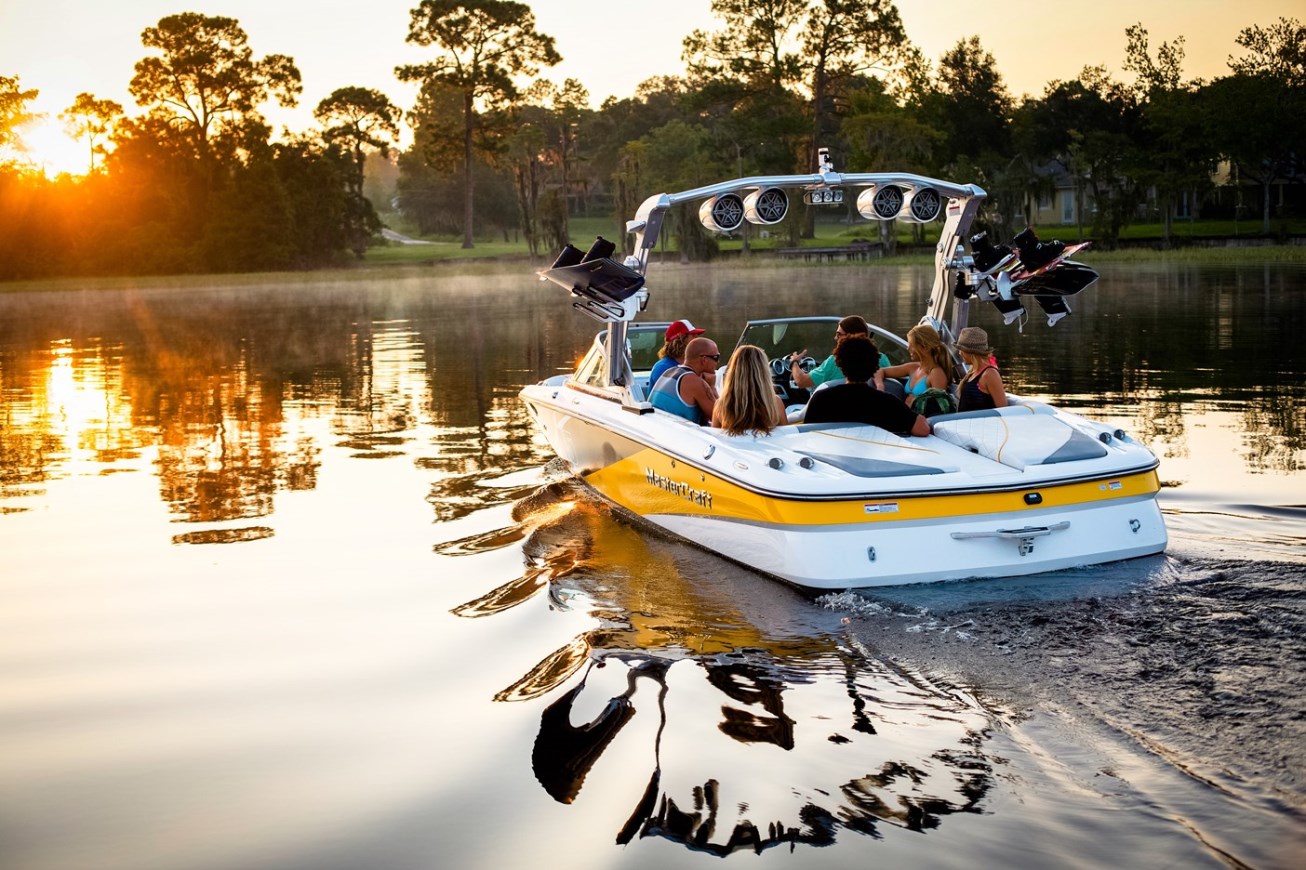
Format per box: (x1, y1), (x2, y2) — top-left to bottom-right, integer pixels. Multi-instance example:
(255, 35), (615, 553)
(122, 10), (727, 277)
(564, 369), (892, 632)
(931, 412), (1107, 470)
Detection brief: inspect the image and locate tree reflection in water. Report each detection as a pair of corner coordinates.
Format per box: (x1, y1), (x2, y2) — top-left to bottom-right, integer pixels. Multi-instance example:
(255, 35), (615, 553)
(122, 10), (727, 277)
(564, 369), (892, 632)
(444, 481), (993, 857)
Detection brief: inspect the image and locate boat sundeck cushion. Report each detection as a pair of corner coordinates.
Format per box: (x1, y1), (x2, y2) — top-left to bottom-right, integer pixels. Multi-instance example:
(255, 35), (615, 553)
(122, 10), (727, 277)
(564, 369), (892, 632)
(928, 402), (1055, 425)
(796, 452), (947, 478)
(931, 414), (1107, 470)
(775, 424), (957, 477)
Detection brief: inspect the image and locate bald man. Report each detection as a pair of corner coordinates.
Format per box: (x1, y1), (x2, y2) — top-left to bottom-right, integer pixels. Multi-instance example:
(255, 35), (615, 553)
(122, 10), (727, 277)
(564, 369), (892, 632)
(649, 336), (720, 424)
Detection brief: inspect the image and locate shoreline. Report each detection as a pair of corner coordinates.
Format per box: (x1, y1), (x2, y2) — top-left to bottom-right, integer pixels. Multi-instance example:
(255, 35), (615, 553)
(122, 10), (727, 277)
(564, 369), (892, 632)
(2, 244), (1304, 294)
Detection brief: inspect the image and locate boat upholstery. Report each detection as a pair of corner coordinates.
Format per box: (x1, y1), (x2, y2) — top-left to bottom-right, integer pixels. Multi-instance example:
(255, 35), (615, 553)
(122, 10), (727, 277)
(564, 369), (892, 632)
(931, 411), (1108, 470)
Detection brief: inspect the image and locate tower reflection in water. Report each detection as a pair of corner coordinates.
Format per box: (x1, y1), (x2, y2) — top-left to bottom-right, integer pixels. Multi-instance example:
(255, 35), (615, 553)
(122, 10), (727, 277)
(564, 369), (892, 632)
(442, 480), (994, 857)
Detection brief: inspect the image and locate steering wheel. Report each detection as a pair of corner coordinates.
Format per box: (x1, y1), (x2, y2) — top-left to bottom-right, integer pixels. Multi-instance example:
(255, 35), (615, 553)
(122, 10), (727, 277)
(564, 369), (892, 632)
(770, 356), (818, 377)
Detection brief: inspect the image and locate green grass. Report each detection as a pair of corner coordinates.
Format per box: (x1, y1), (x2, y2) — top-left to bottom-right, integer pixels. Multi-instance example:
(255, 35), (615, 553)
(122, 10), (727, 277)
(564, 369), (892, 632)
(360, 211), (1305, 268)
(1116, 218), (1306, 240)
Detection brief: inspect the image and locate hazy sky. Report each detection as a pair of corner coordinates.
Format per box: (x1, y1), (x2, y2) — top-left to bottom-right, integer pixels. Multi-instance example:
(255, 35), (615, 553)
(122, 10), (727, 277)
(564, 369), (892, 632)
(2, 0), (1299, 174)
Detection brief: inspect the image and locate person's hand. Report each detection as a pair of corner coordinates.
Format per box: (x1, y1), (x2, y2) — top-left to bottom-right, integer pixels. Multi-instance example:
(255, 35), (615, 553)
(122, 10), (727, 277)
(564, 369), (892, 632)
(787, 348), (808, 365)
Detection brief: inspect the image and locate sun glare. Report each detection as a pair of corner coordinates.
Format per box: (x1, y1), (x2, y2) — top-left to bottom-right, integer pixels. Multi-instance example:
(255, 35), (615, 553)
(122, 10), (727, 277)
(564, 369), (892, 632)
(20, 118), (92, 178)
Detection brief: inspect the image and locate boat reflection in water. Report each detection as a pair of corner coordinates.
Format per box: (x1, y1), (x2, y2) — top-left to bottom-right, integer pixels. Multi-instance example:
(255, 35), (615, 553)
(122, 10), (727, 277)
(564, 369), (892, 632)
(443, 479), (994, 856)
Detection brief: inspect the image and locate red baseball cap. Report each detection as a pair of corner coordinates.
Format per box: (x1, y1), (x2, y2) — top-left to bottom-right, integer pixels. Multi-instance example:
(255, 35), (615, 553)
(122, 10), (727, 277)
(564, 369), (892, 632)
(665, 319), (705, 341)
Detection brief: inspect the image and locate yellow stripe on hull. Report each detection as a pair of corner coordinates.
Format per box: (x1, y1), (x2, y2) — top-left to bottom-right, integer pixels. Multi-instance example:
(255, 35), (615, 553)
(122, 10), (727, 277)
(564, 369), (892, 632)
(585, 446), (1160, 527)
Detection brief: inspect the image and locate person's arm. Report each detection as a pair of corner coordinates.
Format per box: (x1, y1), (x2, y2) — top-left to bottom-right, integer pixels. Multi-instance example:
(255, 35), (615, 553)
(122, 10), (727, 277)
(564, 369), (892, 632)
(910, 413), (931, 437)
(682, 374), (717, 423)
(880, 361), (916, 379)
(981, 367), (1008, 408)
(771, 393), (787, 424)
(926, 365), (949, 390)
(787, 349), (813, 389)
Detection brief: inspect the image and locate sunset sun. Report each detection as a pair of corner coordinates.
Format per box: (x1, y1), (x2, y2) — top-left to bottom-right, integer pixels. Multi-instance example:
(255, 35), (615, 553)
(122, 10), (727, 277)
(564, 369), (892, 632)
(20, 117), (93, 177)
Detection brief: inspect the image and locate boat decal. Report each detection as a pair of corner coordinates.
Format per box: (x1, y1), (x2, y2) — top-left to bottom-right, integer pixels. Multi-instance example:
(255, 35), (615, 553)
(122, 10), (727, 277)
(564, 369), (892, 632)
(585, 448), (1162, 527)
(645, 467), (713, 510)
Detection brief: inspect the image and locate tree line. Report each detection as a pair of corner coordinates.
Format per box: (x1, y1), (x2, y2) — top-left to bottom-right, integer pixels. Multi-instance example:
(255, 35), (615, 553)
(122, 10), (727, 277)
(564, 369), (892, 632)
(0, 2), (1302, 281)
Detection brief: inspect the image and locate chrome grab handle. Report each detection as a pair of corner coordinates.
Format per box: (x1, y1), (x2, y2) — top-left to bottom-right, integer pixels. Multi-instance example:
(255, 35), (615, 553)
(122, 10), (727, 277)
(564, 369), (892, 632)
(950, 521), (1070, 541)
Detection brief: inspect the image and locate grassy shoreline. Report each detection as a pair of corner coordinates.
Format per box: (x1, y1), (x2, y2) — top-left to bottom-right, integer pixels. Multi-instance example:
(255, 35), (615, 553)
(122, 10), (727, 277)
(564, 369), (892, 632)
(2, 242), (1302, 294)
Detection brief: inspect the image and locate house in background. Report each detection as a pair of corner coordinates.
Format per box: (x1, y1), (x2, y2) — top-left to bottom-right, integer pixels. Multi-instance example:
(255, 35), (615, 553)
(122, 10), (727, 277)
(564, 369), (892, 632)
(1023, 163), (1091, 230)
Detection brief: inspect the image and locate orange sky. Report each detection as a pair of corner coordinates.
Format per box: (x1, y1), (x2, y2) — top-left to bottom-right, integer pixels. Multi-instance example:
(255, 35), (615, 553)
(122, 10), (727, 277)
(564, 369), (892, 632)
(2, 0), (1299, 175)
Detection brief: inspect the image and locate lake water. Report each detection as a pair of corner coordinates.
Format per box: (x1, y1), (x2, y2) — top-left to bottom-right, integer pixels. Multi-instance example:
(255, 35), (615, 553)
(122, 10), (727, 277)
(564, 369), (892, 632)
(1, 261), (1303, 869)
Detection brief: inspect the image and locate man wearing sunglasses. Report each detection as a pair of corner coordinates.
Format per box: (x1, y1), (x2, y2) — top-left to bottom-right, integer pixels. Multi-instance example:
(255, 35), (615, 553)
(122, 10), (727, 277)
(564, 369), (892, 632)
(649, 336), (720, 425)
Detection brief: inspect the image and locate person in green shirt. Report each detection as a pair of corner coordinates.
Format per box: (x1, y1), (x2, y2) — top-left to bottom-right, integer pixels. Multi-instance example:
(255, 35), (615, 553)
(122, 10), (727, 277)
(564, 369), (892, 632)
(785, 315), (888, 392)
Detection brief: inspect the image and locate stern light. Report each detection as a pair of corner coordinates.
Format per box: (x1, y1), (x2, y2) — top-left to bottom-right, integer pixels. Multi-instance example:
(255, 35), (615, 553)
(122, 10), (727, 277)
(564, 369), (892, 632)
(803, 188), (844, 206)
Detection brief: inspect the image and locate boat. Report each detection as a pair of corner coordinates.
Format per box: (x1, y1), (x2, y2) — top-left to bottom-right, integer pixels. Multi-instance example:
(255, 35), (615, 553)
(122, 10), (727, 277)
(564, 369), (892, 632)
(519, 148), (1167, 590)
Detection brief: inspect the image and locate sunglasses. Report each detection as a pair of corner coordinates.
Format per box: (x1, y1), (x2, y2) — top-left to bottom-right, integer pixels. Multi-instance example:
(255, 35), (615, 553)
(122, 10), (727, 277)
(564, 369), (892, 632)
(699, 353), (721, 362)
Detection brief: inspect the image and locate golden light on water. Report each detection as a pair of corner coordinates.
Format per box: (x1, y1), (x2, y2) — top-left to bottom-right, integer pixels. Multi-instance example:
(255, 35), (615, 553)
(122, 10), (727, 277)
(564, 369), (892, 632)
(42, 340), (137, 469)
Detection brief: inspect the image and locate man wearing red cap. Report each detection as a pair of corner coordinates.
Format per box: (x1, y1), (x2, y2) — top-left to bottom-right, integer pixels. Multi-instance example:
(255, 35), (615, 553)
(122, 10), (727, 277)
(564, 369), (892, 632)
(649, 319), (705, 387)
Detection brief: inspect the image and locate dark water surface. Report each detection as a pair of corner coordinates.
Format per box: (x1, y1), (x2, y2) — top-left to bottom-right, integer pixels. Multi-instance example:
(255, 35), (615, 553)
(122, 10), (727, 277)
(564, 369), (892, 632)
(1, 262), (1303, 869)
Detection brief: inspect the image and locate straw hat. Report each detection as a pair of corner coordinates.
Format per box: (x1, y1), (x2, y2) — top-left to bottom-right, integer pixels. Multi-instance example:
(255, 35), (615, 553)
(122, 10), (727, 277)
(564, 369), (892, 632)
(954, 326), (992, 355)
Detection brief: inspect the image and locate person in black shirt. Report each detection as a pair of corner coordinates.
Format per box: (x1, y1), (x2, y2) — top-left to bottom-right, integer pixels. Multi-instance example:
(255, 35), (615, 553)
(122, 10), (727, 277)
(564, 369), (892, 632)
(804, 336), (931, 437)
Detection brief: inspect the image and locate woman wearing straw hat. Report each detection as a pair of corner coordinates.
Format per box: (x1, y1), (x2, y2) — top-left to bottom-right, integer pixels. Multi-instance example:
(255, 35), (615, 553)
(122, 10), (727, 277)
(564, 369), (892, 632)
(955, 327), (1008, 412)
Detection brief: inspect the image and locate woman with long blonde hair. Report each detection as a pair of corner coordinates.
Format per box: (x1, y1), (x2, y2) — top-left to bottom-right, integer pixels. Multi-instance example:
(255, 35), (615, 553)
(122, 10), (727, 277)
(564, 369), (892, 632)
(712, 345), (786, 435)
(881, 324), (954, 415)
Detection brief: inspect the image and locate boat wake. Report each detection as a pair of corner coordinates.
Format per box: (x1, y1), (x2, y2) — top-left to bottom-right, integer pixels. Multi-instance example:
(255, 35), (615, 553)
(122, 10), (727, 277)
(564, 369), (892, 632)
(832, 554), (1306, 867)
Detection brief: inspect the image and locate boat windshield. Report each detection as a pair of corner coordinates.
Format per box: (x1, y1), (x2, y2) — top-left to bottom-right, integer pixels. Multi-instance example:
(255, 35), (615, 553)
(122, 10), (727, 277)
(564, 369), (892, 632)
(733, 318), (911, 367)
(594, 326), (667, 373)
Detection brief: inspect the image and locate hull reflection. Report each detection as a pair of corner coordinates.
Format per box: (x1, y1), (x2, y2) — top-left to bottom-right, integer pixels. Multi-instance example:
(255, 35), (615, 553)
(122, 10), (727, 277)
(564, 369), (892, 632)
(449, 483), (994, 856)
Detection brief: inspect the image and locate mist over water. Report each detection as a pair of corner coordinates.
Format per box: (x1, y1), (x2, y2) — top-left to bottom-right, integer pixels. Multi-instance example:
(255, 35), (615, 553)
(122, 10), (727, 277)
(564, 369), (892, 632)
(1, 261), (1303, 868)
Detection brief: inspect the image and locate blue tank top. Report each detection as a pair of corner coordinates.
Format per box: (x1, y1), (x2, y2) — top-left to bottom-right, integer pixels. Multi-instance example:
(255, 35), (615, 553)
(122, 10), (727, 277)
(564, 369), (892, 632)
(649, 365), (705, 424)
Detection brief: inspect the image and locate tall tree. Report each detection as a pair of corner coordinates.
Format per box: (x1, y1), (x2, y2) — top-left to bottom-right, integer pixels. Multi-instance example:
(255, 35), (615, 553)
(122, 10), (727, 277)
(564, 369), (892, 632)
(60, 93), (123, 174)
(685, 0), (904, 237)
(924, 36), (1013, 168)
(0, 75), (42, 166)
(550, 78), (589, 226)
(128, 13), (301, 165)
(1123, 24), (1209, 246)
(1020, 67), (1143, 246)
(683, 0), (805, 91)
(841, 76), (939, 252)
(396, 0), (560, 249)
(314, 87), (401, 256)
(1209, 17), (1306, 233)
(800, 0), (905, 174)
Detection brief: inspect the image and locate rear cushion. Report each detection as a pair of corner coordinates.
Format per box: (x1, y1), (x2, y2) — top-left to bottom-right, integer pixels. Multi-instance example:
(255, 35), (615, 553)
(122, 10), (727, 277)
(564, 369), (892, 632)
(931, 414), (1107, 470)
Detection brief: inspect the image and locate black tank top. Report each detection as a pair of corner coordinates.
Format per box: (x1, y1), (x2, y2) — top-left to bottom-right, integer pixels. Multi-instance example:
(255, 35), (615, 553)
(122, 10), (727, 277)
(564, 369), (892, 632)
(959, 365), (997, 412)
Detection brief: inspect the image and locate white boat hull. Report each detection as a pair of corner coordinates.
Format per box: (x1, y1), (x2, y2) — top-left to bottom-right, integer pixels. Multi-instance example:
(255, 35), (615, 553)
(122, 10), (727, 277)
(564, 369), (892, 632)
(651, 496), (1165, 588)
(523, 382), (1167, 591)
